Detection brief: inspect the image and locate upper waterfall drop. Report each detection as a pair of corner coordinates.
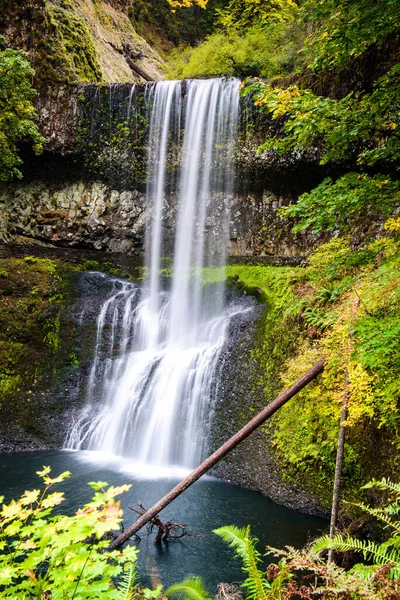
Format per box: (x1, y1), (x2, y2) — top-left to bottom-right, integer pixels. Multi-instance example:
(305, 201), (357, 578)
(67, 79), (241, 469)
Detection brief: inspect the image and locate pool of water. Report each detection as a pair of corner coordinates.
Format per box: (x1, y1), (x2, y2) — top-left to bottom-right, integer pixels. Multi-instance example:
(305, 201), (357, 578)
(0, 450), (327, 593)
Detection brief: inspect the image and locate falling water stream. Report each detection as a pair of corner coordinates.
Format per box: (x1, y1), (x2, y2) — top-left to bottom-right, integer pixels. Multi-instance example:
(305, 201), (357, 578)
(67, 79), (242, 468)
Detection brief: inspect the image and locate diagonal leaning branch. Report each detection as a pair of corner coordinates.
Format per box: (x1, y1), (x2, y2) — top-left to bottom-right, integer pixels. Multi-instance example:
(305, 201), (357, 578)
(110, 359), (325, 549)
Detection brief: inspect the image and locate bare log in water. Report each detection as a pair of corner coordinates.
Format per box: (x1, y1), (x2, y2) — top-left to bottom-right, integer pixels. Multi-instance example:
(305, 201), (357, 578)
(128, 503), (200, 543)
(109, 359), (325, 549)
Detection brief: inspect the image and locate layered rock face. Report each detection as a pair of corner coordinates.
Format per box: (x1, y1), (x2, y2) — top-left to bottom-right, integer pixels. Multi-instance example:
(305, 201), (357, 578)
(0, 181), (320, 257)
(0, 182), (146, 253)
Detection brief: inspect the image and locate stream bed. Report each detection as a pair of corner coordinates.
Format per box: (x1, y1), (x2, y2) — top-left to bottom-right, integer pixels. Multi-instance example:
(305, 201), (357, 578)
(0, 450), (327, 592)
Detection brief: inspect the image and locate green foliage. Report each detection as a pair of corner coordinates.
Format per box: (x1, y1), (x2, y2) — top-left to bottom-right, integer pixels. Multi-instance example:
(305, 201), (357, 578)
(213, 526), (272, 599)
(166, 577), (212, 600)
(241, 1), (400, 234)
(217, 0), (297, 30)
(0, 36), (44, 181)
(0, 467), (136, 598)
(227, 234), (400, 505)
(300, 0), (400, 73)
(167, 0), (302, 78)
(128, 0), (224, 52)
(249, 63), (400, 168)
(282, 173), (400, 233)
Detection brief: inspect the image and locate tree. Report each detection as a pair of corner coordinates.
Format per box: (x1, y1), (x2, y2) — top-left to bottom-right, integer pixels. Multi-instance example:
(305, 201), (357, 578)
(242, 0), (400, 233)
(0, 37), (43, 181)
(167, 0), (208, 10)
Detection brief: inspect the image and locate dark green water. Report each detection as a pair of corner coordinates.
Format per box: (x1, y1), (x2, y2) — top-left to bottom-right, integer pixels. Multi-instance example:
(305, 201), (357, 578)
(0, 450), (327, 593)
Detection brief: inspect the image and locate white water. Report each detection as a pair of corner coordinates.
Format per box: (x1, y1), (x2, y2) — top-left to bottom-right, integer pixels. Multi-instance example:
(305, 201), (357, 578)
(67, 79), (240, 468)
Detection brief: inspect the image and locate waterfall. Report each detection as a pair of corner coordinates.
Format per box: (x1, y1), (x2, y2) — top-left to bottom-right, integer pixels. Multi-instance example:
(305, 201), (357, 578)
(67, 79), (241, 469)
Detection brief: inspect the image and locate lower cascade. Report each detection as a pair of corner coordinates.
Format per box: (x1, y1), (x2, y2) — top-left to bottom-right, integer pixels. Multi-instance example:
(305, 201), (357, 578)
(67, 78), (241, 468)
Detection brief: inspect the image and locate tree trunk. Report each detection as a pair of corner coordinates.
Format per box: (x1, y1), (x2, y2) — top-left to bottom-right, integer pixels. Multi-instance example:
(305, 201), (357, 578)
(126, 58), (154, 82)
(328, 295), (360, 561)
(328, 370), (349, 562)
(110, 360), (325, 549)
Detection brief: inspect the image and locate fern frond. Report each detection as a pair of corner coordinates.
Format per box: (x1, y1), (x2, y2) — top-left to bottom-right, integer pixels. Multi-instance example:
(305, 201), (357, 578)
(310, 533), (400, 567)
(362, 478), (400, 498)
(214, 525), (271, 600)
(117, 563), (137, 600)
(165, 577), (212, 600)
(351, 501), (398, 531)
(385, 502), (400, 517)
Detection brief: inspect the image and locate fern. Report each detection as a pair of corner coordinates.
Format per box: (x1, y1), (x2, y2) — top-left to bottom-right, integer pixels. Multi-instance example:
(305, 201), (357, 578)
(310, 478), (400, 581)
(213, 525), (271, 600)
(117, 563), (137, 600)
(310, 533), (400, 578)
(350, 500), (400, 533)
(362, 477), (400, 499)
(165, 576), (212, 600)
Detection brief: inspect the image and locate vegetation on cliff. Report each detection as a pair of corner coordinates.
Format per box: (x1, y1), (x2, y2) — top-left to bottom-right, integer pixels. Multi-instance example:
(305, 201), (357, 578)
(0, 38), (43, 181)
(167, 0), (301, 79)
(0, 0), (165, 87)
(0, 256), (76, 448)
(226, 219), (400, 508)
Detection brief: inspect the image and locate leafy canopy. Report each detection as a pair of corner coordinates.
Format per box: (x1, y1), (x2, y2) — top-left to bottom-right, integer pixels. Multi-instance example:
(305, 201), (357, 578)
(300, 0), (400, 72)
(242, 0), (400, 234)
(0, 37), (43, 181)
(167, 0), (208, 10)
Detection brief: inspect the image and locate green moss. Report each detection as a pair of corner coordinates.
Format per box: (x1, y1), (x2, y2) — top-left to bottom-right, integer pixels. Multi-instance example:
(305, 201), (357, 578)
(77, 85), (150, 189)
(0, 256), (76, 430)
(40, 1), (102, 84)
(221, 241), (400, 509)
(75, 259), (143, 280)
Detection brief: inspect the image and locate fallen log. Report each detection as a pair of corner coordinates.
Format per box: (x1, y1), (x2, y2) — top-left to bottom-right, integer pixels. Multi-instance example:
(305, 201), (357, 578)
(125, 57), (154, 82)
(110, 359), (325, 549)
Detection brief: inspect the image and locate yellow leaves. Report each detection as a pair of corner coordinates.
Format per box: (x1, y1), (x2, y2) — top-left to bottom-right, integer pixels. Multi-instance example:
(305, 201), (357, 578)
(101, 499), (123, 523)
(1, 499), (22, 519)
(376, 179), (389, 189)
(168, 0), (208, 9)
(20, 540), (37, 550)
(36, 466), (51, 478)
(109, 484), (131, 497)
(0, 567), (14, 584)
(21, 489), (40, 506)
(41, 492), (65, 509)
(345, 362), (376, 426)
(384, 217), (400, 234)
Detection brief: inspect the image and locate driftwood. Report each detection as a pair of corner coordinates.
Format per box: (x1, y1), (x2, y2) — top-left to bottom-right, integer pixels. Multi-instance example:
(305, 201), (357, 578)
(216, 583), (243, 600)
(109, 360), (325, 549)
(129, 503), (201, 543)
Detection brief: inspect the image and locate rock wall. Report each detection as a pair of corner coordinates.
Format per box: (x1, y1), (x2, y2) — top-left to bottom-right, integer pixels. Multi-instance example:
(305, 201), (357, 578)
(211, 303), (328, 516)
(0, 179), (322, 257)
(0, 181), (146, 253)
(1, 0), (165, 90)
